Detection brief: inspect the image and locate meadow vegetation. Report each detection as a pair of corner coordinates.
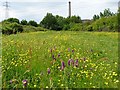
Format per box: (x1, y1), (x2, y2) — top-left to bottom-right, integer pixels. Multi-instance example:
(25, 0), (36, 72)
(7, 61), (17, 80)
(2, 31), (119, 88)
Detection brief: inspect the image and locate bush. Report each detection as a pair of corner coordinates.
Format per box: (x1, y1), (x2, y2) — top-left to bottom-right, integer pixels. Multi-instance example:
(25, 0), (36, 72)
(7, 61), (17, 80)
(63, 24), (70, 30)
(90, 16), (117, 32)
(23, 25), (48, 33)
(70, 23), (83, 31)
(4, 18), (20, 24)
(21, 20), (27, 25)
(86, 25), (93, 31)
(28, 20), (38, 27)
(2, 22), (23, 35)
(12, 23), (23, 33)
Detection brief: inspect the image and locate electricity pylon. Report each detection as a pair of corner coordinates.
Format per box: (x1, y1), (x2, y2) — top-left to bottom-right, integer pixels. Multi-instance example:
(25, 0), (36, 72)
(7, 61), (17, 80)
(3, 1), (10, 19)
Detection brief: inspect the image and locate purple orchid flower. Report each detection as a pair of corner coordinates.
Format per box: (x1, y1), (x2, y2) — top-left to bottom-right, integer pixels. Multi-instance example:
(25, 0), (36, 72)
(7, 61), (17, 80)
(58, 53), (60, 58)
(61, 61), (65, 70)
(47, 68), (50, 74)
(68, 59), (71, 66)
(22, 79), (28, 87)
(75, 59), (79, 67)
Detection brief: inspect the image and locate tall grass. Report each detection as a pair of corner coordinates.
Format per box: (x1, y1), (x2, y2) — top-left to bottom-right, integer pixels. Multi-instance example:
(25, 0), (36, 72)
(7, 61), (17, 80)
(2, 31), (119, 88)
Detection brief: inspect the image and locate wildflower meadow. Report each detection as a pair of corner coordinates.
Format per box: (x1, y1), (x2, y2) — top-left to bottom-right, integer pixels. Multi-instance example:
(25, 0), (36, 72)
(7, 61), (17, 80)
(2, 31), (119, 88)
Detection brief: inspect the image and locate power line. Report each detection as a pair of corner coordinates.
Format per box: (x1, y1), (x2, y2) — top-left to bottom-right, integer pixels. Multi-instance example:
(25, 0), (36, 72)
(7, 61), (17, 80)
(3, 1), (10, 19)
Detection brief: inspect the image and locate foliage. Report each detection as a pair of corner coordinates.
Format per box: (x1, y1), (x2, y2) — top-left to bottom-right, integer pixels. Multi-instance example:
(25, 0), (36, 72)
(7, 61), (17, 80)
(69, 23), (84, 31)
(2, 21), (23, 35)
(40, 13), (82, 30)
(93, 15), (100, 21)
(65, 16), (82, 24)
(3, 18), (20, 24)
(91, 16), (118, 32)
(28, 20), (38, 27)
(93, 8), (115, 21)
(40, 13), (59, 30)
(21, 20), (28, 25)
(86, 25), (93, 31)
(55, 15), (65, 30)
(103, 9), (115, 17)
(70, 15), (117, 32)
(1, 8), (118, 33)
(118, 7), (120, 32)
(23, 25), (48, 33)
(62, 16), (82, 30)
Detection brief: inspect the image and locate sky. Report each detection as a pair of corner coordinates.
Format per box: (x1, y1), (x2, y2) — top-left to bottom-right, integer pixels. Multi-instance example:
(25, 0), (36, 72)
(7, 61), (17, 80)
(0, 0), (119, 23)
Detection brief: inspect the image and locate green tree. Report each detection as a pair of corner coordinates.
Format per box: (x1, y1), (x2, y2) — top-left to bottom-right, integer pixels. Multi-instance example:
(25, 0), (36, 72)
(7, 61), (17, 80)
(21, 19), (27, 25)
(93, 8), (115, 21)
(93, 15), (98, 21)
(55, 15), (65, 30)
(103, 8), (112, 17)
(28, 20), (38, 27)
(69, 15), (82, 23)
(40, 13), (59, 30)
(4, 18), (20, 23)
(96, 15), (100, 19)
(100, 12), (104, 18)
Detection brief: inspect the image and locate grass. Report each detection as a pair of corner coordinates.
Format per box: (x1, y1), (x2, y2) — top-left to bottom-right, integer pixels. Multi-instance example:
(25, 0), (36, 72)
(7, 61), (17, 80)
(2, 31), (119, 88)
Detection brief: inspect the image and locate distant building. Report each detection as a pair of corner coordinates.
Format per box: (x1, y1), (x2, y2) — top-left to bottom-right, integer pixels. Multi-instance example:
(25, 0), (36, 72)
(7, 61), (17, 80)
(82, 19), (91, 23)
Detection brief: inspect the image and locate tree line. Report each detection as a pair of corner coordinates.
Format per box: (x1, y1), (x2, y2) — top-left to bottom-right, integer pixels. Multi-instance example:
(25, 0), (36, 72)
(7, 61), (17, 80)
(1, 8), (119, 35)
(93, 8), (116, 21)
(2, 14), (81, 34)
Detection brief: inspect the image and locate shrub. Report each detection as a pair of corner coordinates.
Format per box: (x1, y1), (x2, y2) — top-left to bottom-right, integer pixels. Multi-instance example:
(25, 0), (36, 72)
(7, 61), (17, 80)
(4, 18), (20, 24)
(90, 16), (117, 32)
(70, 23), (83, 31)
(23, 25), (48, 33)
(86, 25), (93, 31)
(2, 22), (23, 35)
(21, 20), (28, 25)
(63, 24), (70, 30)
(28, 20), (38, 27)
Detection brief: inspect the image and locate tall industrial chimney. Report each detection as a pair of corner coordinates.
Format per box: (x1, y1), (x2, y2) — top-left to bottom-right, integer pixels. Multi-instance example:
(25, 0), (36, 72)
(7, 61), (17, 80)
(69, 1), (71, 17)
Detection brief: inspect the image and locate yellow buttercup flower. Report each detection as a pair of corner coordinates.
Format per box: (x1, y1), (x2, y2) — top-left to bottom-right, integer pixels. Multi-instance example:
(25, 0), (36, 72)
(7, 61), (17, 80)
(104, 82), (108, 85)
(34, 85), (36, 87)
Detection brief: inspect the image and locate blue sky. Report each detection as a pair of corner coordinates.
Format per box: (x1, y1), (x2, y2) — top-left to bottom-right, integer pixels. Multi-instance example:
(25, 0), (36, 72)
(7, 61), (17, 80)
(0, 0), (119, 23)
